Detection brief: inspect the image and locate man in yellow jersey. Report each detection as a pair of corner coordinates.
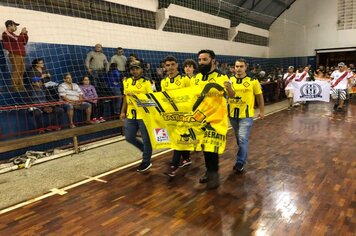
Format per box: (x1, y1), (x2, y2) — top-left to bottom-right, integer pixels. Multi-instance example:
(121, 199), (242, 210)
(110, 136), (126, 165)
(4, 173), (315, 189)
(229, 59), (264, 174)
(120, 61), (154, 172)
(160, 56), (192, 177)
(191, 49), (235, 189)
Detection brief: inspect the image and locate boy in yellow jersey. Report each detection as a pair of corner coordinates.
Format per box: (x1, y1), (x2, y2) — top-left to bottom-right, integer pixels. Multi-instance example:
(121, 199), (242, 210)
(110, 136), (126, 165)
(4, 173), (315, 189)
(160, 56), (192, 177)
(228, 59), (265, 174)
(192, 49), (235, 189)
(120, 61), (154, 172)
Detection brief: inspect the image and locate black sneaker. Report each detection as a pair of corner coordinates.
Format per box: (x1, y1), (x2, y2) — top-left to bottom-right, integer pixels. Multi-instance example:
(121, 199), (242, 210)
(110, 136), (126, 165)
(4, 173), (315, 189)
(164, 165), (178, 177)
(137, 162), (152, 172)
(233, 163), (244, 174)
(199, 171), (208, 183)
(179, 158), (192, 168)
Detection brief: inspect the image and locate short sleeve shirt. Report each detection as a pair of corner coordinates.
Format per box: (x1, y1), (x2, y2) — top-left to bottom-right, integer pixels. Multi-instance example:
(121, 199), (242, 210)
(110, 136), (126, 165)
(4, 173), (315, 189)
(123, 77), (153, 119)
(228, 76), (262, 119)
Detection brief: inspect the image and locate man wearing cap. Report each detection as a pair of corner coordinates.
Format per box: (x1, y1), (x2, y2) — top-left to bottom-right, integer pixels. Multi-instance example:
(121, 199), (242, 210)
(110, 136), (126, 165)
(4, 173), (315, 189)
(330, 62), (353, 111)
(283, 66), (296, 110)
(120, 61), (154, 172)
(2, 20), (29, 92)
(29, 77), (64, 133)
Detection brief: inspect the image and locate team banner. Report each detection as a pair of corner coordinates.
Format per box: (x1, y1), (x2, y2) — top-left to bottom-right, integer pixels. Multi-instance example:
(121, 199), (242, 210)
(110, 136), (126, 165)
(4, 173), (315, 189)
(130, 84), (228, 154)
(292, 80), (331, 102)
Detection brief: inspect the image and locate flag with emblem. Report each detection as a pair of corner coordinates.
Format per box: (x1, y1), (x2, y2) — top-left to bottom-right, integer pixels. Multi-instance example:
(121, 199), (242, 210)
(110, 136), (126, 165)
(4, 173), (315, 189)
(130, 83), (229, 154)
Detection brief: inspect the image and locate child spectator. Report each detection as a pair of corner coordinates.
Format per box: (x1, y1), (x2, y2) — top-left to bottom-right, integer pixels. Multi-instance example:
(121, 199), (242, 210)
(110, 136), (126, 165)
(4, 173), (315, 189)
(80, 76), (105, 123)
(29, 77), (64, 133)
(107, 63), (122, 116)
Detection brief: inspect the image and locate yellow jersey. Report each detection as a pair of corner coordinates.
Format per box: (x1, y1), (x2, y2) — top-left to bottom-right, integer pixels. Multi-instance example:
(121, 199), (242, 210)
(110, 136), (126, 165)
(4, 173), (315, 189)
(160, 74), (191, 91)
(228, 75), (262, 119)
(123, 77), (153, 119)
(191, 70), (229, 88)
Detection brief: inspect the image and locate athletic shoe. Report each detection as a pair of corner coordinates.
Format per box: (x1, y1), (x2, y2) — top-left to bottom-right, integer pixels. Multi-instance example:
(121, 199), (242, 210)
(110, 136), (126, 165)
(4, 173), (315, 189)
(91, 118), (100, 123)
(98, 117), (106, 123)
(70, 123), (76, 129)
(137, 162), (152, 172)
(179, 158), (192, 168)
(87, 120), (98, 125)
(46, 125), (61, 131)
(38, 128), (46, 134)
(199, 171), (208, 183)
(164, 165), (178, 177)
(233, 163), (244, 174)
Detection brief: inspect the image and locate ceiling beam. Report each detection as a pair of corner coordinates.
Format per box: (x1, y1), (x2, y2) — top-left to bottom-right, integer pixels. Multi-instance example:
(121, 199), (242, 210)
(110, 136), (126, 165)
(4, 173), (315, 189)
(272, 0), (288, 6)
(250, 0), (264, 11)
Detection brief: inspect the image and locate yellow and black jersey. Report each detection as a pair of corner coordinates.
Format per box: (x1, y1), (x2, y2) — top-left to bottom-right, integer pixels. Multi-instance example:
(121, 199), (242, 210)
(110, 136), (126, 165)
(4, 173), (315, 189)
(190, 70), (229, 88)
(123, 77), (153, 119)
(160, 74), (191, 91)
(228, 75), (262, 119)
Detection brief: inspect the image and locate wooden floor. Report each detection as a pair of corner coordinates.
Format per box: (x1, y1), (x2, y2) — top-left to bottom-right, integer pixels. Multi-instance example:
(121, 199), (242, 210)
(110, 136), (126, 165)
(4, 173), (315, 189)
(0, 101), (355, 236)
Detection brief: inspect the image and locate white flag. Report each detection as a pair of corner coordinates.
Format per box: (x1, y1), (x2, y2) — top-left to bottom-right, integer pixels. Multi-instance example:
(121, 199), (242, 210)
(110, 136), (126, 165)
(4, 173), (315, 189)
(292, 80), (330, 102)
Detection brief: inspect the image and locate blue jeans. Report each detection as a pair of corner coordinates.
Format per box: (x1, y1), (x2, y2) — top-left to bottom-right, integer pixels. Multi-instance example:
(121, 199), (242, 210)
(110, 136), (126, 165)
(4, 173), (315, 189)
(124, 118), (152, 164)
(229, 117), (254, 165)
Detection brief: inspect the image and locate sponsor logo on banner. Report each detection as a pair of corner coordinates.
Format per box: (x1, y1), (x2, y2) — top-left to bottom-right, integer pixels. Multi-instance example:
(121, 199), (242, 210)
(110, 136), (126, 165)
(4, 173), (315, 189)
(299, 83), (322, 99)
(154, 128), (169, 143)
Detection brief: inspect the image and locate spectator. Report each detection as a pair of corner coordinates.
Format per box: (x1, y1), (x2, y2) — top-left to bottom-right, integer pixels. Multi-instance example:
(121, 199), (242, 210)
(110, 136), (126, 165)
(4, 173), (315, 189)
(85, 43), (110, 97)
(183, 59), (198, 78)
(110, 47), (127, 74)
(58, 73), (95, 128)
(26, 58), (51, 84)
(155, 61), (166, 91)
(2, 20), (28, 92)
(107, 63), (123, 115)
(28, 77), (64, 133)
(79, 76), (105, 123)
(25, 59), (58, 101)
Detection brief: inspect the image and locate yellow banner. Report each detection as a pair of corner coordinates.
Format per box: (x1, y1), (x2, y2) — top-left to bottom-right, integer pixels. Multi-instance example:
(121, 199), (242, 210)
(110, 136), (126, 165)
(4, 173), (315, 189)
(130, 83), (228, 154)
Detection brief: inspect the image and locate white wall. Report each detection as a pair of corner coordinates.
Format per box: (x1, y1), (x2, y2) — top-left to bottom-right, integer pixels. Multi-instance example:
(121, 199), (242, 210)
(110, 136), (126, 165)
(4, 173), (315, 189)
(0, 6), (268, 58)
(269, 0), (356, 57)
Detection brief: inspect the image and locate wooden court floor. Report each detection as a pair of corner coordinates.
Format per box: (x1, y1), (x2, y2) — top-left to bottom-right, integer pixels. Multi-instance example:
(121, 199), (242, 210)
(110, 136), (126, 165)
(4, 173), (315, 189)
(0, 101), (355, 235)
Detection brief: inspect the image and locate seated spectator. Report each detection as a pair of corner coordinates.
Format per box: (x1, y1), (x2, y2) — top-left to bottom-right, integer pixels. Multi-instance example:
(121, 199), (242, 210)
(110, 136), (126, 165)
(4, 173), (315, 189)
(107, 63), (123, 115)
(25, 58), (59, 100)
(79, 76), (105, 123)
(25, 58), (56, 86)
(58, 73), (95, 128)
(28, 77), (64, 133)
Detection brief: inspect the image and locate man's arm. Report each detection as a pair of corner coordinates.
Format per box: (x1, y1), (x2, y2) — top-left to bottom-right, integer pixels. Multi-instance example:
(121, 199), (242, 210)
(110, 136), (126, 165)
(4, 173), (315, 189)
(120, 96), (127, 119)
(256, 93), (265, 119)
(85, 52), (92, 73)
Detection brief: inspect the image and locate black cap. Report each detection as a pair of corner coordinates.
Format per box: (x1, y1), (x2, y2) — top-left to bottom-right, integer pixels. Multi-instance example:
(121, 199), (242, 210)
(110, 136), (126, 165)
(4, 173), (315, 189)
(129, 61), (142, 69)
(5, 20), (19, 27)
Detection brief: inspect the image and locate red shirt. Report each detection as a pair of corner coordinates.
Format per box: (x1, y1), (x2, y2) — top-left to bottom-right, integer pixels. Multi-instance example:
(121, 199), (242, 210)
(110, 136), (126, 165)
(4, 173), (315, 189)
(1, 30), (29, 56)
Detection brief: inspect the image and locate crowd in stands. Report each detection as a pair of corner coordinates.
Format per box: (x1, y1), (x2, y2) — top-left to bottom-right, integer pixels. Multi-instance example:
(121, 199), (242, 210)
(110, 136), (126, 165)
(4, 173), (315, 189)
(1, 19), (356, 136)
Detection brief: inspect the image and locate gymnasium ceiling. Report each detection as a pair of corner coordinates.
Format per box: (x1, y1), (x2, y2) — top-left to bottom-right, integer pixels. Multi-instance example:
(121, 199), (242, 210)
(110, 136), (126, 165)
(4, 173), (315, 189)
(159, 0), (297, 29)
